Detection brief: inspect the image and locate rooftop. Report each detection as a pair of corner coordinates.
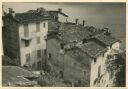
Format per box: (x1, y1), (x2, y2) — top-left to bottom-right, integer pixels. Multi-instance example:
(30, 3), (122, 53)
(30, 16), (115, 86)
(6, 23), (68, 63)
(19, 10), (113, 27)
(79, 41), (107, 58)
(59, 23), (92, 44)
(2, 66), (38, 86)
(95, 32), (119, 46)
(4, 7), (68, 24)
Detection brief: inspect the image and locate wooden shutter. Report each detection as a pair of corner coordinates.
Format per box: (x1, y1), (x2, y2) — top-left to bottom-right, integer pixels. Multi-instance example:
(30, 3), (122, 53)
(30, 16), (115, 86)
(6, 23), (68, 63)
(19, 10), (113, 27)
(23, 24), (29, 37)
(37, 50), (41, 58)
(36, 22), (40, 32)
(37, 37), (40, 44)
(98, 66), (101, 77)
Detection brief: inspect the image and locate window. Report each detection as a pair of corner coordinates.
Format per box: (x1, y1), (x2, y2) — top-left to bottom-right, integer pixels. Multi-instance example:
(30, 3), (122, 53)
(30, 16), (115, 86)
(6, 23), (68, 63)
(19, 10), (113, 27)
(83, 70), (86, 75)
(36, 22), (40, 32)
(60, 43), (64, 49)
(49, 53), (51, 59)
(25, 41), (29, 47)
(37, 61), (41, 70)
(102, 53), (104, 57)
(37, 50), (41, 58)
(94, 58), (96, 62)
(98, 66), (101, 77)
(37, 37), (40, 44)
(43, 23), (45, 28)
(83, 70), (86, 77)
(44, 49), (46, 55)
(26, 53), (30, 62)
(23, 24), (29, 37)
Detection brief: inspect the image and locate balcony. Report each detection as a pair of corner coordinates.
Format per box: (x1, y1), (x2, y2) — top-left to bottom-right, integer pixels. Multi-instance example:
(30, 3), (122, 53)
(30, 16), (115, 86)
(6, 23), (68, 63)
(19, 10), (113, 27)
(21, 37), (32, 41)
(21, 32), (36, 41)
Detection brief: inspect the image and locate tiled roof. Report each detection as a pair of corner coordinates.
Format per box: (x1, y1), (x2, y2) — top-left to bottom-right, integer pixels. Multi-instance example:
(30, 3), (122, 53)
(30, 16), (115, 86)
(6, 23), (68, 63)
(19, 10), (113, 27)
(14, 8), (68, 23)
(95, 33), (119, 46)
(86, 26), (104, 36)
(66, 47), (91, 67)
(15, 12), (50, 23)
(2, 66), (38, 86)
(79, 41), (107, 58)
(59, 23), (91, 44)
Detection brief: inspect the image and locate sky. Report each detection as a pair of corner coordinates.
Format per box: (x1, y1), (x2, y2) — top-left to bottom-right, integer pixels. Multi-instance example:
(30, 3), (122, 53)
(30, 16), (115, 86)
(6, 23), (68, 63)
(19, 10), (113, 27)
(3, 2), (126, 48)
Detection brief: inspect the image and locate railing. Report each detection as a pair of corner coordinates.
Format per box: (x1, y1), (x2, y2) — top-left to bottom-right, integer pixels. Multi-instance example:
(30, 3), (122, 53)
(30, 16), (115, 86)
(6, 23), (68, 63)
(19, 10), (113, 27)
(21, 32), (37, 40)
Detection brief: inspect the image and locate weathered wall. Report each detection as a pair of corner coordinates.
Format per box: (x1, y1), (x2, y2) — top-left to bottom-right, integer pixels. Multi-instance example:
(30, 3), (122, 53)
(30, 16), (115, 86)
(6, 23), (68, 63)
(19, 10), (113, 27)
(2, 17), (20, 65)
(90, 54), (106, 86)
(64, 49), (91, 86)
(47, 38), (91, 86)
(19, 20), (48, 66)
(46, 38), (62, 69)
(90, 42), (121, 87)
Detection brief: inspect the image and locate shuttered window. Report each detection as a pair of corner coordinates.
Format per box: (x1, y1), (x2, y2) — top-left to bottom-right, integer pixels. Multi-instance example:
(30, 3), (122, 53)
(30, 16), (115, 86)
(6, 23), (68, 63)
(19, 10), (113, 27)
(98, 66), (101, 77)
(23, 24), (29, 37)
(37, 37), (40, 44)
(36, 22), (40, 32)
(37, 50), (41, 58)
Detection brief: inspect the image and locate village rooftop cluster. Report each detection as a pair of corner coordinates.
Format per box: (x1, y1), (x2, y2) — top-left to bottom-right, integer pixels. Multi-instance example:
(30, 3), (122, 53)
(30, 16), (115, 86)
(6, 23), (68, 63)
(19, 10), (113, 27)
(2, 7), (125, 87)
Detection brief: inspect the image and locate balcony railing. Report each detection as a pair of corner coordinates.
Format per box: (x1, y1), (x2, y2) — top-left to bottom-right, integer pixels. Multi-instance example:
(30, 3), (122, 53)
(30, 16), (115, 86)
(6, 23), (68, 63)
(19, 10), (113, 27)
(21, 32), (36, 41)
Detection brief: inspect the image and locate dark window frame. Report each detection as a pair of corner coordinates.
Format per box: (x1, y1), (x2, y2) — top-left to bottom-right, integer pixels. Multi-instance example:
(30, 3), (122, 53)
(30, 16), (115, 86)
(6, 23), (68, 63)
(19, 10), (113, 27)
(43, 22), (46, 28)
(23, 24), (29, 37)
(37, 37), (40, 44)
(36, 22), (40, 32)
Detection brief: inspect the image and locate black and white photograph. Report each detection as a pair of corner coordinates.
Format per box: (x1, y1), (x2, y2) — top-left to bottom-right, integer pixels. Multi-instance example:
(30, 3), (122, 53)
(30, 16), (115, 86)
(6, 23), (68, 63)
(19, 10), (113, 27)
(2, 2), (126, 87)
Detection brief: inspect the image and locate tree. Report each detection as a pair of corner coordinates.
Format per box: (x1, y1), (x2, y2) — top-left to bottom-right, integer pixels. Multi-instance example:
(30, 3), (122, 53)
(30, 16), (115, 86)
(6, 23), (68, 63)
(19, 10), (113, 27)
(105, 51), (126, 87)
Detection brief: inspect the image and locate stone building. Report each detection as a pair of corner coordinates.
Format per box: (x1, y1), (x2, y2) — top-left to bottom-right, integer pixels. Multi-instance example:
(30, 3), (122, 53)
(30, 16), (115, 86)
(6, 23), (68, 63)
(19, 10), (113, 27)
(2, 7), (68, 69)
(2, 8), (49, 69)
(46, 22), (94, 86)
(88, 32), (121, 87)
(46, 20), (121, 86)
(2, 7), (122, 87)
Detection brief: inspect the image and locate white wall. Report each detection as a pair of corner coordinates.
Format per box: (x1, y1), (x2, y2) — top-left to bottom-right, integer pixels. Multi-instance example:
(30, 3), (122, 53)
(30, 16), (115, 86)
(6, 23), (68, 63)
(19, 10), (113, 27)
(112, 42), (120, 51)
(90, 55), (106, 86)
(90, 42), (120, 87)
(18, 20), (48, 66)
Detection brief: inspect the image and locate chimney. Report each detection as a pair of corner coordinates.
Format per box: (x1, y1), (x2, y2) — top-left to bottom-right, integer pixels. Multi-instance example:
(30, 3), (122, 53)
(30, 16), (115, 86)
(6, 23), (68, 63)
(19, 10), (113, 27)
(75, 19), (79, 25)
(9, 8), (13, 13)
(58, 8), (62, 13)
(8, 8), (15, 17)
(83, 20), (85, 26)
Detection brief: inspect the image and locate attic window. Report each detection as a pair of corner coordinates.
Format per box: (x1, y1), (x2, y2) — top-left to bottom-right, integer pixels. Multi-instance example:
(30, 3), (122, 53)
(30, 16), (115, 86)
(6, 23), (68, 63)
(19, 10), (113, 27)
(94, 58), (96, 62)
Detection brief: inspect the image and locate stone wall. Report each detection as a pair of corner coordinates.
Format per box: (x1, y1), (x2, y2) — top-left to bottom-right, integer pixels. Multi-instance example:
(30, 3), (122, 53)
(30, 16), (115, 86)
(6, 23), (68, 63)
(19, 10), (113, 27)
(2, 16), (20, 65)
